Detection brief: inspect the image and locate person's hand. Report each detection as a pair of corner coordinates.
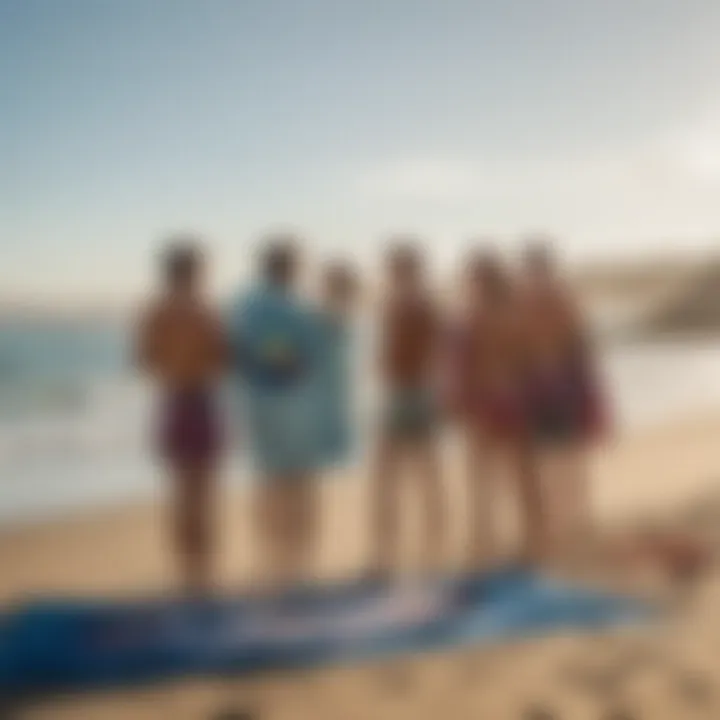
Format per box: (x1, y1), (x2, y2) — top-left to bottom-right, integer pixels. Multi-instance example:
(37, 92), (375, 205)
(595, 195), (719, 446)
(260, 339), (299, 371)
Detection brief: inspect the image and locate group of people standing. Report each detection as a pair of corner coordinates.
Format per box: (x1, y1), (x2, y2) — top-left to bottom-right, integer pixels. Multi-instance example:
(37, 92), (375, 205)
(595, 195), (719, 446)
(135, 233), (607, 596)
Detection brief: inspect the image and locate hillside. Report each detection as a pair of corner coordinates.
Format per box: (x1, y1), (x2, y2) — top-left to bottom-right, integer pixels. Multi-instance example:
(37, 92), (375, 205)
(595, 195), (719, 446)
(630, 259), (720, 338)
(571, 257), (702, 302)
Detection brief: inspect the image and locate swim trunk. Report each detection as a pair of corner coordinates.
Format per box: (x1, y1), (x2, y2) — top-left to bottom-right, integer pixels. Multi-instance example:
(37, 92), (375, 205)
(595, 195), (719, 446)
(382, 387), (437, 440)
(157, 389), (222, 466)
(578, 388), (608, 441)
(573, 361), (609, 442)
(525, 370), (582, 446)
(474, 386), (527, 440)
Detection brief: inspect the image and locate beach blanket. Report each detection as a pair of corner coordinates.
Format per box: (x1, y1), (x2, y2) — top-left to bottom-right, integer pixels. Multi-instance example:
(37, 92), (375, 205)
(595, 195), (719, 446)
(0, 567), (652, 700)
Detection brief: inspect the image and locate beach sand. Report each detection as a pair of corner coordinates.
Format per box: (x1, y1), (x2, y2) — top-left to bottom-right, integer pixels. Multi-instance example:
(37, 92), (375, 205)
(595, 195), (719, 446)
(5, 415), (720, 719)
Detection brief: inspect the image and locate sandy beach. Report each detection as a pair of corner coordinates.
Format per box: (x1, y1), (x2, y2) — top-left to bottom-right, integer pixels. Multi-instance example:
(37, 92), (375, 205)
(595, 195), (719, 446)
(5, 413), (720, 719)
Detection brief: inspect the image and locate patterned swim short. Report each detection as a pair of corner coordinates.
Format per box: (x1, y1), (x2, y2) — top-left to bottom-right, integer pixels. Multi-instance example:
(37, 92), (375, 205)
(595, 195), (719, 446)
(157, 389), (222, 466)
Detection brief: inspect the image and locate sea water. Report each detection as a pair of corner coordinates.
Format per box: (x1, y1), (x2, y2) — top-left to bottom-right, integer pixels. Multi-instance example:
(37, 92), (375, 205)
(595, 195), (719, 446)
(1, 318), (720, 525)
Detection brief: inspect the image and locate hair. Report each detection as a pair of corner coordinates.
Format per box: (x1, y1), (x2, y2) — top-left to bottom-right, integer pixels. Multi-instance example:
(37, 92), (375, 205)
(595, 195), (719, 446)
(466, 247), (511, 303)
(162, 239), (202, 288)
(324, 261), (359, 298)
(522, 234), (556, 272)
(260, 234), (300, 286)
(386, 237), (423, 277)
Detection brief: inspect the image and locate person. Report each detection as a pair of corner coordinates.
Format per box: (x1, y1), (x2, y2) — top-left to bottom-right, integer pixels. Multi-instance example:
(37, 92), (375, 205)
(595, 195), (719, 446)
(228, 235), (325, 590)
(519, 238), (607, 558)
(135, 239), (227, 595)
(448, 248), (540, 568)
(369, 239), (445, 579)
(314, 261), (360, 467)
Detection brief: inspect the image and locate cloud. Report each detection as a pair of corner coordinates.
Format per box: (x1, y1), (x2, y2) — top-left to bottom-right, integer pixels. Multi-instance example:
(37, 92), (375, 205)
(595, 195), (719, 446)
(357, 153), (650, 206)
(358, 122), (720, 206)
(357, 158), (485, 201)
(345, 103), (720, 259)
(657, 105), (720, 181)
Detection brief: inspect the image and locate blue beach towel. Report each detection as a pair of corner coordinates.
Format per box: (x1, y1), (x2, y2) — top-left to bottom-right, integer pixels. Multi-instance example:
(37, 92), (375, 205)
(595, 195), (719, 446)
(227, 288), (355, 475)
(228, 284), (317, 394)
(227, 285), (328, 475)
(310, 314), (354, 466)
(0, 567), (653, 700)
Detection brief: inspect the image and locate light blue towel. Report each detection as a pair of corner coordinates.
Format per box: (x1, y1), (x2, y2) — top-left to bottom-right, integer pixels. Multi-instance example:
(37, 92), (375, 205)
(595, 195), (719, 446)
(227, 283), (315, 393)
(228, 286), (352, 476)
(310, 313), (354, 466)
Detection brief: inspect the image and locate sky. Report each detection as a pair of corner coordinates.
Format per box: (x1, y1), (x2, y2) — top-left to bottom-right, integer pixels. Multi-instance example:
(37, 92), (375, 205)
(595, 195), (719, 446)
(3, 0), (720, 302)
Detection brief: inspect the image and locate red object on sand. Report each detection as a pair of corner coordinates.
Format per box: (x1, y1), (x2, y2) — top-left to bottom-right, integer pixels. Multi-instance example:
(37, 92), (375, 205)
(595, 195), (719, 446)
(612, 530), (712, 584)
(625, 530), (713, 583)
(651, 535), (711, 581)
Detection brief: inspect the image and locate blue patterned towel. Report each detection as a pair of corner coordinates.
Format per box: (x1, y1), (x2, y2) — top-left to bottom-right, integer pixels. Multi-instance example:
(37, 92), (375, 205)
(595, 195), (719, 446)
(227, 286), (353, 475)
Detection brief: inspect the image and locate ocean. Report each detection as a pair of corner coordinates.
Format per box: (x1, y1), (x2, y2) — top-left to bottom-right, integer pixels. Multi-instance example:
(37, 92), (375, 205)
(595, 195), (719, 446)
(1, 319), (720, 526)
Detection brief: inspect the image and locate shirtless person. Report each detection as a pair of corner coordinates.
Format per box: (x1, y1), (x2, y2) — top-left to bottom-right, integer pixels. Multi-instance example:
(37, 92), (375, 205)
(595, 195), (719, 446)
(520, 238), (606, 556)
(369, 240), (445, 578)
(451, 249), (540, 568)
(135, 240), (227, 595)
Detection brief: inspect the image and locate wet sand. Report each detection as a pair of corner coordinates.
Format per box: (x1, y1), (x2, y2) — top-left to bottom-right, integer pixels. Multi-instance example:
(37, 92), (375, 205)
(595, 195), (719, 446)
(4, 414), (720, 719)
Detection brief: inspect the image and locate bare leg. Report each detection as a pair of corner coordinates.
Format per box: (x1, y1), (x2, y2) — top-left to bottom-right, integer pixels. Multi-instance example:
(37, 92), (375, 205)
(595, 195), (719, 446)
(572, 444), (593, 538)
(369, 436), (402, 577)
(537, 445), (588, 562)
(255, 476), (320, 591)
(287, 477), (319, 584)
(514, 440), (546, 564)
(410, 436), (445, 574)
(254, 482), (294, 591)
(172, 463), (215, 595)
(465, 430), (500, 570)
(535, 447), (561, 556)
(557, 445), (593, 545)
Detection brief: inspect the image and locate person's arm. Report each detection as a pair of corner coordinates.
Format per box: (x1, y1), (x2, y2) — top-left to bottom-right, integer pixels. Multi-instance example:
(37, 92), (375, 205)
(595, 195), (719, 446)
(563, 291), (612, 439)
(440, 319), (474, 421)
(224, 299), (248, 374)
(511, 304), (532, 385)
(427, 300), (444, 390)
(426, 300), (442, 354)
(375, 299), (391, 380)
(133, 305), (159, 374)
(208, 308), (233, 374)
(564, 293), (595, 366)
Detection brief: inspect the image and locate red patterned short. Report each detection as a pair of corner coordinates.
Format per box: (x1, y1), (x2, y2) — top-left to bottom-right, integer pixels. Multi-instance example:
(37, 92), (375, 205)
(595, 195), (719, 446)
(157, 389), (222, 466)
(473, 387), (527, 440)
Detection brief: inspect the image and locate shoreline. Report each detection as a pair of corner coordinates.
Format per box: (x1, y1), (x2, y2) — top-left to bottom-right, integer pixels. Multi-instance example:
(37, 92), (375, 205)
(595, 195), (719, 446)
(2, 410), (720, 603)
(1, 405), (717, 530)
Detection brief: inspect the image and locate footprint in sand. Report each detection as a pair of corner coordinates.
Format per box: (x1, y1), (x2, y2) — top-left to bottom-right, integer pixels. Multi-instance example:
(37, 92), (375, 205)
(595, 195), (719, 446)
(522, 703), (560, 719)
(601, 709), (638, 720)
(560, 664), (629, 698)
(673, 671), (714, 707)
(210, 702), (259, 720)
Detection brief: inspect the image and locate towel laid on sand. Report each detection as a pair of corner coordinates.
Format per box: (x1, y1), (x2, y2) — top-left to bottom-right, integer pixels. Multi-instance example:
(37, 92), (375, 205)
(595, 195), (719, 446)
(0, 567), (652, 699)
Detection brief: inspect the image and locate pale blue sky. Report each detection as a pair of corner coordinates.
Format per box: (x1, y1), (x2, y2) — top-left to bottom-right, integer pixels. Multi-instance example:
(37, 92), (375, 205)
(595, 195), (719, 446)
(3, 0), (720, 301)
